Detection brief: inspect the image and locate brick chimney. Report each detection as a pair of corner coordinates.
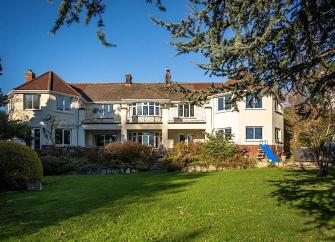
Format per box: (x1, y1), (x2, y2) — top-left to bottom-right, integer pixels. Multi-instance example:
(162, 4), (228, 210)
(25, 69), (35, 82)
(125, 73), (132, 85)
(165, 68), (172, 84)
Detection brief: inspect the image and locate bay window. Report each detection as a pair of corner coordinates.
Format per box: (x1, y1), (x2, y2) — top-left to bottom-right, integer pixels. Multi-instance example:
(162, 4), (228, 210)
(23, 94), (40, 110)
(132, 102), (160, 116)
(178, 104), (194, 117)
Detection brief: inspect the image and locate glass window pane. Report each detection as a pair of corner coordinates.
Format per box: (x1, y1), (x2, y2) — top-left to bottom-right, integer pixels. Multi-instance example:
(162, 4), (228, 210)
(24, 94), (33, 109)
(184, 105), (189, 117)
(190, 105), (194, 117)
(64, 97), (71, 111)
(255, 95), (262, 108)
(32, 95), (40, 109)
(178, 105), (183, 117)
(96, 135), (105, 147)
(137, 105), (142, 115)
(225, 96), (232, 110)
(246, 95), (253, 108)
(255, 128), (262, 139)
(55, 129), (62, 144)
(33, 128), (41, 149)
(246, 127), (254, 139)
(143, 105), (148, 115)
(149, 105), (154, 115)
(56, 96), (63, 111)
(155, 106), (160, 115)
(149, 133), (154, 146)
(132, 106), (136, 115)
(64, 130), (71, 145)
(180, 134), (186, 143)
(218, 98), (224, 111)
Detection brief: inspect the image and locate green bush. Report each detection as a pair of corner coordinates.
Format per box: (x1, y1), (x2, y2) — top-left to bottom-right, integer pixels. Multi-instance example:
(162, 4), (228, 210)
(105, 142), (155, 169)
(223, 153), (257, 169)
(165, 142), (203, 170)
(0, 141), (43, 190)
(202, 132), (236, 165)
(40, 156), (77, 176)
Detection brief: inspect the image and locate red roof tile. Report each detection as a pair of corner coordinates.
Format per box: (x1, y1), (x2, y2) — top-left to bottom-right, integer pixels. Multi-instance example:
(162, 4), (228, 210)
(14, 71), (81, 97)
(13, 71), (238, 102)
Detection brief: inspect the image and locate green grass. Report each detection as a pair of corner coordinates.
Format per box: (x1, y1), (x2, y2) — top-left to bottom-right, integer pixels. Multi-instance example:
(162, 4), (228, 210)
(0, 168), (334, 241)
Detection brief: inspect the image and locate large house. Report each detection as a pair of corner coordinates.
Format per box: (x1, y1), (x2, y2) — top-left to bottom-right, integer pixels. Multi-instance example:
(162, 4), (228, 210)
(7, 69), (284, 155)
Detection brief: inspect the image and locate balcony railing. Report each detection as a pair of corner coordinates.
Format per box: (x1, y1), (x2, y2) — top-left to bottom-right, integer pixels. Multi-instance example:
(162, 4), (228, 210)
(127, 115), (162, 123)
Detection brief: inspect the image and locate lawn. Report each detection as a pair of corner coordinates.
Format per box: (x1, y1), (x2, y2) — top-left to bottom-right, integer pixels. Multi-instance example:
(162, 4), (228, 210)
(0, 168), (334, 241)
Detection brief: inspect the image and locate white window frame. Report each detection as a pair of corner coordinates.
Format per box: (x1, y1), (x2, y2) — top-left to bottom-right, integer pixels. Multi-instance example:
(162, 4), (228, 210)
(275, 128), (282, 143)
(128, 132), (161, 148)
(23, 94), (40, 110)
(218, 127), (232, 138)
(246, 94), (262, 109)
(132, 102), (160, 116)
(246, 126), (263, 140)
(56, 96), (72, 112)
(217, 95), (232, 111)
(178, 104), (195, 118)
(97, 104), (113, 119)
(55, 129), (71, 146)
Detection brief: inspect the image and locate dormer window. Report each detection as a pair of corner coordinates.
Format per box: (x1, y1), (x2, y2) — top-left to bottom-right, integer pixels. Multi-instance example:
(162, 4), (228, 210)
(56, 96), (72, 111)
(132, 102), (160, 116)
(23, 94), (40, 110)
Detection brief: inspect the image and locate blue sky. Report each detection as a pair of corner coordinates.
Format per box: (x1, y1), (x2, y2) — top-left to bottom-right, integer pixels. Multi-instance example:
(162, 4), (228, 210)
(0, 0), (226, 93)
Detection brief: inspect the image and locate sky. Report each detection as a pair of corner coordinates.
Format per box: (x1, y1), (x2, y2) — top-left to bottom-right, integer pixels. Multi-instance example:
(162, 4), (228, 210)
(0, 0), (226, 94)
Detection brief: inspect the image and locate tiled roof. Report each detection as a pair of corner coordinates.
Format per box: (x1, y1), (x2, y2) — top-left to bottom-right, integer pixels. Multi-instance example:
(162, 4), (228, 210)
(13, 71), (238, 102)
(70, 80), (238, 102)
(14, 71), (81, 97)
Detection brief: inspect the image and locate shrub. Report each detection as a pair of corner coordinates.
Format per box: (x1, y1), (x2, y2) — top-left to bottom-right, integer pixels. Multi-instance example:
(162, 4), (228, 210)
(0, 141), (43, 190)
(202, 132), (236, 164)
(40, 156), (77, 176)
(223, 153), (257, 169)
(165, 142), (203, 170)
(105, 142), (155, 169)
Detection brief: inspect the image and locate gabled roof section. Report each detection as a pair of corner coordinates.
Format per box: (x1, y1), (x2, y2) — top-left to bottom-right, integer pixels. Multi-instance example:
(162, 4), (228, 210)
(14, 71), (81, 97)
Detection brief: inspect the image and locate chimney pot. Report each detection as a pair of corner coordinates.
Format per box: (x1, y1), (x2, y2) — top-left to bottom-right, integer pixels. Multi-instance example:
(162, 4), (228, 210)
(165, 68), (171, 84)
(25, 69), (35, 82)
(125, 73), (132, 85)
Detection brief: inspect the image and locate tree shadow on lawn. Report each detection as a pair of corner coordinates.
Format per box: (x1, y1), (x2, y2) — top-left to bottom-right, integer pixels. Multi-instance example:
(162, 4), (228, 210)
(269, 169), (335, 239)
(0, 172), (208, 240)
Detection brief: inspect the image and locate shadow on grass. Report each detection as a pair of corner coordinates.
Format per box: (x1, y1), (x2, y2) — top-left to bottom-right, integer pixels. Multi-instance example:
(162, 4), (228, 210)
(269, 169), (335, 238)
(0, 172), (207, 240)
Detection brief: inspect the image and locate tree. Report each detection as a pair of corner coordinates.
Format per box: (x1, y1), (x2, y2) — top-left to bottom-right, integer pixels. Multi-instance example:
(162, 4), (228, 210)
(153, 0), (335, 115)
(49, 0), (165, 47)
(41, 115), (61, 145)
(284, 93), (335, 176)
